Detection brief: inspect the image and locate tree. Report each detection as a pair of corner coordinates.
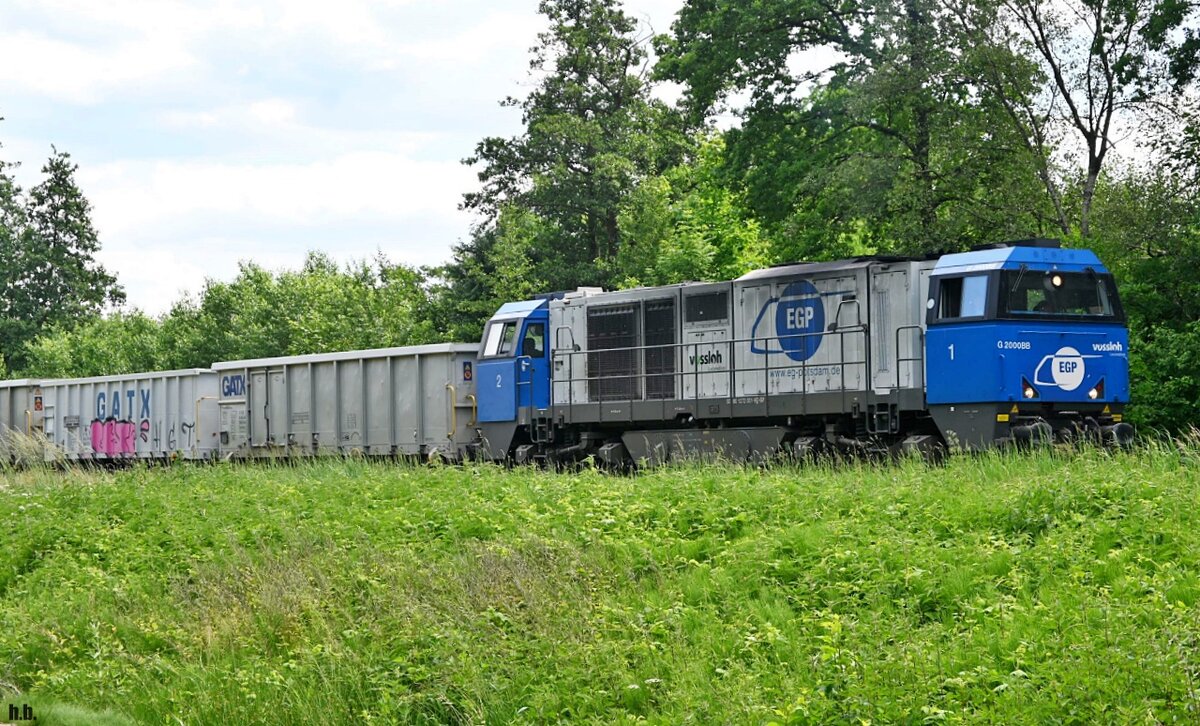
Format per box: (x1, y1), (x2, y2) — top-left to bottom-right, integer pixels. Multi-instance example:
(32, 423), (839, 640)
(279, 252), (436, 355)
(460, 0), (685, 291)
(657, 0), (1053, 255)
(18, 252), (441, 379)
(610, 134), (771, 286)
(0, 148), (123, 370)
(966, 0), (1199, 238)
(1086, 160), (1200, 431)
(427, 208), (553, 343)
(22, 312), (165, 379)
(157, 253), (437, 369)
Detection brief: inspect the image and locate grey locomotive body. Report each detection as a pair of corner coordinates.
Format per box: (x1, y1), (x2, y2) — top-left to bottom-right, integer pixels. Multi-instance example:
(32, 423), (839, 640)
(531, 257), (938, 464)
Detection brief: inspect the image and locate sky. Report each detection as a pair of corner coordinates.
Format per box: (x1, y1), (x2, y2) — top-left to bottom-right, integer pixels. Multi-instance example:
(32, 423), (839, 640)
(0, 0), (686, 314)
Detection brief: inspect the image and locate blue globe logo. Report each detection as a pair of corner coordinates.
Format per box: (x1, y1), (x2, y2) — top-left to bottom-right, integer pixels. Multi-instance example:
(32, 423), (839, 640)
(774, 280), (825, 362)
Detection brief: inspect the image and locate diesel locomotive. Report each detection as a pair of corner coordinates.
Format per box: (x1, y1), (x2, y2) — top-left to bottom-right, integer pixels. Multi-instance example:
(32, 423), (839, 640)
(474, 238), (1132, 466)
(0, 239), (1132, 466)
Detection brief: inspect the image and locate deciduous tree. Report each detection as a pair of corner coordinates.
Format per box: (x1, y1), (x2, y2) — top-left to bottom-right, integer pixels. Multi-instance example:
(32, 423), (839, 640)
(657, 0), (1053, 254)
(460, 0), (685, 289)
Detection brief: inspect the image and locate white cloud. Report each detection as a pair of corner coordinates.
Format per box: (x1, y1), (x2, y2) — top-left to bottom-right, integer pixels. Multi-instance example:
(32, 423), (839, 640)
(389, 11), (539, 64)
(1, 0), (690, 314)
(81, 151), (474, 238)
(0, 29), (200, 104)
(0, 0), (428, 106)
(247, 99), (297, 126)
(74, 150), (475, 314)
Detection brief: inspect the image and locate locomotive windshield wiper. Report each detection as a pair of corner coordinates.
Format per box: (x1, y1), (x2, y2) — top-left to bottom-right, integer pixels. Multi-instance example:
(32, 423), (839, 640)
(1009, 263), (1028, 298)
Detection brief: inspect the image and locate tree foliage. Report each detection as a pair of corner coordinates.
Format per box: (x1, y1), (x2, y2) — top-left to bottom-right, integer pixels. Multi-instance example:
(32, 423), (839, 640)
(0, 148), (123, 371)
(657, 0), (1056, 254)
(457, 0), (686, 293)
(22, 312), (164, 379)
(1088, 163), (1200, 430)
(19, 253), (438, 377)
(610, 134), (770, 286)
(961, 0), (1200, 237)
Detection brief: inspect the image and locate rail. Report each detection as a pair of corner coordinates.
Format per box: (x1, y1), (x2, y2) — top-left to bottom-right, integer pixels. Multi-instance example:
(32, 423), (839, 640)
(894, 325), (925, 394)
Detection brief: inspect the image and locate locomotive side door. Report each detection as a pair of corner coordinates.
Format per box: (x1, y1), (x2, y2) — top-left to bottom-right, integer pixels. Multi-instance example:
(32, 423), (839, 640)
(517, 314), (550, 412)
(552, 302), (586, 406)
(477, 320), (520, 423)
(870, 268), (909, 393)
(250, 371), (268, 446)
(737, 284), (774, 396)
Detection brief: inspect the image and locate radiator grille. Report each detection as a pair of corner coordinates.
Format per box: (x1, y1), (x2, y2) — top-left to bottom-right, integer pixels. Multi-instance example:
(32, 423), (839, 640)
(644, 300), (676, 400)
(587, 305), (639, 401)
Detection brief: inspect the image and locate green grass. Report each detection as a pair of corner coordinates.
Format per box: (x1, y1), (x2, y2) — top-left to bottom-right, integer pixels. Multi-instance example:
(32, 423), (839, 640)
(1, 445), (1199, 724)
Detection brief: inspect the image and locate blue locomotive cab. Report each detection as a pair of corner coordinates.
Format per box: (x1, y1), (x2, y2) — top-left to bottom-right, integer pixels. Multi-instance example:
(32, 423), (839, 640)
(474, 299), (553, 460)
(477, 300), (551, 424)
(924, 240), (1133, 449)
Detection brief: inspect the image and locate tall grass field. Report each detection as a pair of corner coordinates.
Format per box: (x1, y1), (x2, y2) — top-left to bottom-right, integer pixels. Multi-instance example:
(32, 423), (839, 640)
(1, 445), (1198, 724)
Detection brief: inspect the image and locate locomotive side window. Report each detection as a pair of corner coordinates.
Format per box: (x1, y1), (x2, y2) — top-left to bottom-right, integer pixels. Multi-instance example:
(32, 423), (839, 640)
(937, 275), (988, 319)
(521, 323), (545, 357)
(686, 292), (728, 323)
(483, 321), (519, 357)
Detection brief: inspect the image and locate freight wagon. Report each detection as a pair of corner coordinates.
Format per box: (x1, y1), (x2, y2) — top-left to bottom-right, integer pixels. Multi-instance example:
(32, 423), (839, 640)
(39, 370), (220, 462)
(213, 344), (478, 460)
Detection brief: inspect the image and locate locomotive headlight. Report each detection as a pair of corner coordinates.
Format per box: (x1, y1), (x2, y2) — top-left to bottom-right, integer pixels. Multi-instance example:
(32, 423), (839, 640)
(1022, 377), (1039, 399)
(1087, 378), (1104, 400)
(1051, 274), (1063, 288)
(1088, 387), (1099, 399)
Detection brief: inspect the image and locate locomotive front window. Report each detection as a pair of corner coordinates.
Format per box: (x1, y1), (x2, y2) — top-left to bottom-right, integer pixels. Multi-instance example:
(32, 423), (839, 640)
(1001, 270), (1122, 319)
(483, 321), (519, 357)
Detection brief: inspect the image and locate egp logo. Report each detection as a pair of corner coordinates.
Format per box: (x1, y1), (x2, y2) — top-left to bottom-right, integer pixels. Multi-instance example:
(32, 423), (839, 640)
(1033, 346), (1099, 391)
(750, 280), (826, 362)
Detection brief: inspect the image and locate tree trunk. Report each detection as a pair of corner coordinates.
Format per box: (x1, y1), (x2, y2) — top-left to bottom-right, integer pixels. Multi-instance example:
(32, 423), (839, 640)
(1080, 159), (1101, 239)
(603, 210), (620, 261)
(906, 0), (938, 238)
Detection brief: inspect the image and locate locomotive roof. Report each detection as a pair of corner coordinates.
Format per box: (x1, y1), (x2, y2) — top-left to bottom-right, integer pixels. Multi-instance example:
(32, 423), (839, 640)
(933, 245), (1107, 275)
(491, 299), (548, 318)
(738, 255), (919, 281)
